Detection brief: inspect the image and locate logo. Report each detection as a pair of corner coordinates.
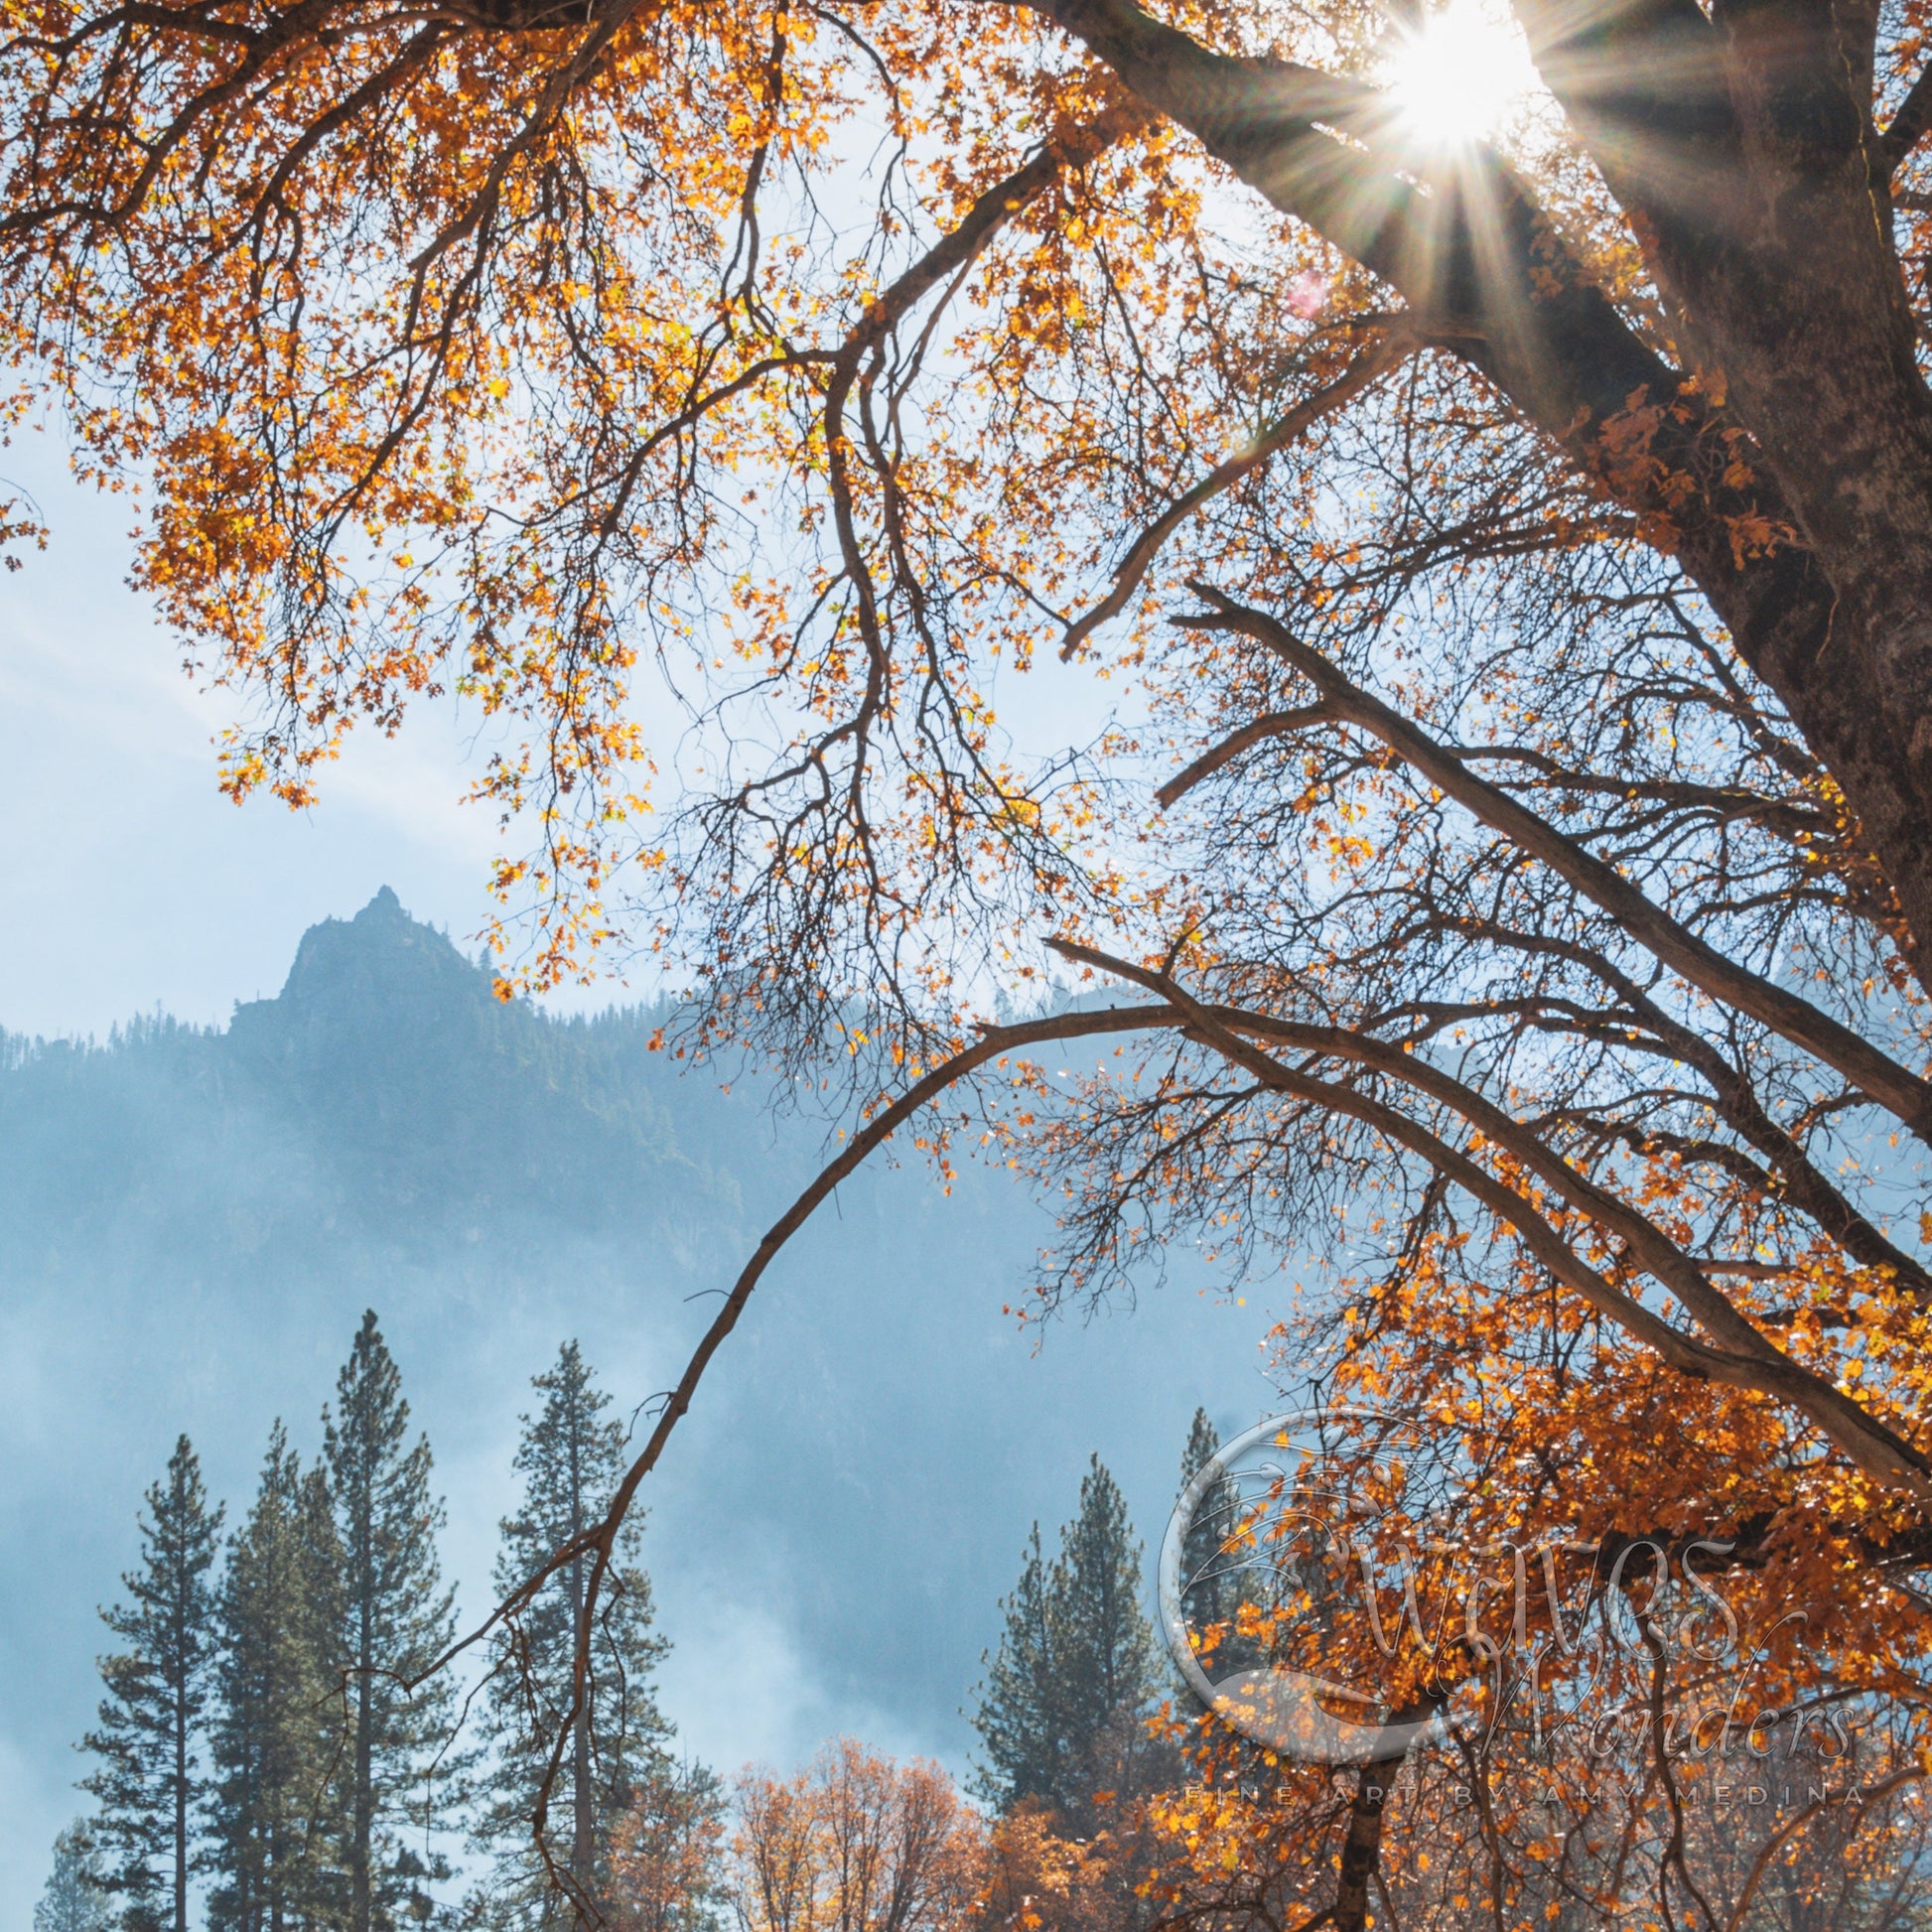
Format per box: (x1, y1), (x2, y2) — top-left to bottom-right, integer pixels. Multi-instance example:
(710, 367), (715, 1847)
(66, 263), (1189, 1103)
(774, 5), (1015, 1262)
(1159, 1410), (1866, 1786)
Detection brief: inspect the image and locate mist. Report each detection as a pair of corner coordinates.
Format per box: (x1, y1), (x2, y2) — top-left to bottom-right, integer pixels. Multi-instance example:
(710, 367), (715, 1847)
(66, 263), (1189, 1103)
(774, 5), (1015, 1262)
(0, 887), (1279, 1922)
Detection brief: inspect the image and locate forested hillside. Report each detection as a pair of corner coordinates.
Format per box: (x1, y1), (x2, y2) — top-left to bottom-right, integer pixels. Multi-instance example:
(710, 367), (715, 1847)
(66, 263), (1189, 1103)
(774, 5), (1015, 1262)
(0, 890), (1260, 1926)
(1, 886), (746, 1262)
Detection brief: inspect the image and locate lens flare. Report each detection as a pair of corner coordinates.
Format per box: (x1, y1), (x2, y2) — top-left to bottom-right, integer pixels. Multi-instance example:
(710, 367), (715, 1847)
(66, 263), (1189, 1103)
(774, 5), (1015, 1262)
(1384, 0), (1538, 148)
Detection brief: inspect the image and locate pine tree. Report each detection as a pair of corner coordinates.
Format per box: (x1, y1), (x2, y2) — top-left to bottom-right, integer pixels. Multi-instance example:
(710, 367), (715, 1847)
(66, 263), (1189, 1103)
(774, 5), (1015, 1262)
(323, 1311), (460, 1932)
(36, 1824), (112, 1932)
(972, 1456), (1160, 1828)
(970, 1525), (1063, 1814)
(1175, 1411), (1246, 1647)
(81, 1436), (224, 1932)
(1173, 1409), (1273, 1718)
(1051, 1456), (1160, 1815)
(208, 1425), (345, 1932)
(1176, 1410), (1220, 1620)
(476, 1340), (675, 1928)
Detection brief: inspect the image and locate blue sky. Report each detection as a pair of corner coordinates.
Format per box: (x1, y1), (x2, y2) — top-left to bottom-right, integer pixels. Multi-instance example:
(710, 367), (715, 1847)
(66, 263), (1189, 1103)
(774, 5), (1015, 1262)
(0, 432), (507, 1038)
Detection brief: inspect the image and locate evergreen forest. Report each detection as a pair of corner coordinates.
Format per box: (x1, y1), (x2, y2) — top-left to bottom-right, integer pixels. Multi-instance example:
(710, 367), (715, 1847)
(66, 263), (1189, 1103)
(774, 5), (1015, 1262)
(35, 1308), (1204, 1932)
(0, 886), (1259, 1925)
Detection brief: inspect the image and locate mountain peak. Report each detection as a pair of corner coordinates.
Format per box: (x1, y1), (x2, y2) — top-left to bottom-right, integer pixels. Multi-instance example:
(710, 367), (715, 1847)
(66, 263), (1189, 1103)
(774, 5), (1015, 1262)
(226, 890), (500, 1071)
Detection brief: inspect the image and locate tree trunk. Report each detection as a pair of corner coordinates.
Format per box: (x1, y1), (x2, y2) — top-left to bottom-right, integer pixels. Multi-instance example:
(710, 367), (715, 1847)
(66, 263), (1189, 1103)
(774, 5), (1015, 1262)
(1331, 1754), (1404, 1932)
(569, 1413), (595, 1906)
(175, 1686), (188, 1932)
(354, 1567), (373, 1932)
(569, 1550), (594, 1888)
(174, 1577), (189, 1932)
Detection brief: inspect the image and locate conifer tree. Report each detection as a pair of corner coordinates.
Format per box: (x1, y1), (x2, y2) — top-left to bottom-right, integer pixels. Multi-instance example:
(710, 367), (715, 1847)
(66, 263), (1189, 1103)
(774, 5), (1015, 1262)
(1175, 1412), (1246, 1648)
(1175, 1411), (1220, 1609)
(1052, 1456), (1159, 1814)
(36, 1824), (111, 1932)
(81, 1437), (223, 1932)
(323, 1311), (460, 1932)
(207, 1425), (345, 1932)
(970, 1525), (1063, 1815)
(476, 1339), (675, 1928)
(973, 1456), (1159, 1828)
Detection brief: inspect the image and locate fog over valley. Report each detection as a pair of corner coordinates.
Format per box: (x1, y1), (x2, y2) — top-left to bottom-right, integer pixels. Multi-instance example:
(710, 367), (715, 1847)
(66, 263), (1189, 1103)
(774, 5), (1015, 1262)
(0, 887), (1273, 1924)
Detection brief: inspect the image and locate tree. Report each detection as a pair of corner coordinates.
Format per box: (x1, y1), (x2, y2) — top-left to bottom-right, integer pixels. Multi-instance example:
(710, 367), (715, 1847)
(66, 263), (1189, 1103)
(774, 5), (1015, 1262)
(20, 0), (1932, 1912)
(17, 0), (1932, 1560)
(981, 1810), (1126, 1932)
(1050, 1458), (1160, 1815)
(1171, 1412), (1254, 1692)
(81, 1436), (224, 1932)
(609, 1761), (729, 1932)
(973, 1526), (1063, 1819)
(322, 1311), (460, 1932)
(725, 1768), (820, 1932)
(36, 1824), (112, 1932)
(476, 1340), (676, 1926)
(207, 1425), (345, 1932)
(1133, 1657), (1932, 1932)
(974, 1459), (1159, 1828)
(727, 1743), (984, 1932)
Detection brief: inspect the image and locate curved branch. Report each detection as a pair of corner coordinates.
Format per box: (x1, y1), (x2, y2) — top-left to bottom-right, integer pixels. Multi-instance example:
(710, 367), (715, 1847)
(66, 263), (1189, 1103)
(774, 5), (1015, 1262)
(1155, 703), (1336, 806)
(398, 1000), (1180, 1892)
(389, 961), (1923, 1900)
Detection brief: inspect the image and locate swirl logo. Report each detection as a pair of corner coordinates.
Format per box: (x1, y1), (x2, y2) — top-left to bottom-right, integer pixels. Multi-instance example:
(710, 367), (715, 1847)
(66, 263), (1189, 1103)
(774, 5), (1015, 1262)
(1159, 1411), (1453, 1765)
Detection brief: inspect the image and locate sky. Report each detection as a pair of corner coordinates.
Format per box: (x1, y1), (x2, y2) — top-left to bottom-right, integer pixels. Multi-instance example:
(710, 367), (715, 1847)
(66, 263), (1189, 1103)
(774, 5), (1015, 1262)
(0, 434), (497, 1037)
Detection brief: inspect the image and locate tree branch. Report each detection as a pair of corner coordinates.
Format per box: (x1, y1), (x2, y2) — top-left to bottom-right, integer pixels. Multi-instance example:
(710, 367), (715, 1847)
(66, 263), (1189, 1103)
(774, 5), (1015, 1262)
(1059, 331), (1412, 661)
(1177, 588), (1932, 1143)
(1881, 61), (1932, 179)
(402, 1001), (1184, 1894)
(1155, 704), (1336, 807)
(1045, 933), (1932, 1501)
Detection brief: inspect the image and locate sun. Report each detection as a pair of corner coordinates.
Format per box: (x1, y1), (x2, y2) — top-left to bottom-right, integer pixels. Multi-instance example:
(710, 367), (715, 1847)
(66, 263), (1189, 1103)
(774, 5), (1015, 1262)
(1383, 0), (1539, 149)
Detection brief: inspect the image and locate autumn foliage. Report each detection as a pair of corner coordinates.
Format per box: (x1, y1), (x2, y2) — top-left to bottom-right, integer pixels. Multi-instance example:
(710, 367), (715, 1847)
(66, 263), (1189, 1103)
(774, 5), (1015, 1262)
(721, 1742), (987, 1932)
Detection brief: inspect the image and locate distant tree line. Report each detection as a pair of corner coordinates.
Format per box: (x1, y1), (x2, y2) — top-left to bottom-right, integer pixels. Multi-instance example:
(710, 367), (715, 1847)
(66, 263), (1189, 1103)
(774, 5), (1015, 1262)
(42, 1378), (1932, 1932)
(38, 1334), (1213, 1932)
(43, 1316), (715, 1932)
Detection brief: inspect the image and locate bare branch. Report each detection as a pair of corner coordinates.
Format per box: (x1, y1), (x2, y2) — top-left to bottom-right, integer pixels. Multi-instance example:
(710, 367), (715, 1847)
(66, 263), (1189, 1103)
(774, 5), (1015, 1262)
(1059, 331), (1413, 661)
(1178, 588), (1932, 1144)
(1045, 933), (1932, 1501)
(1156, 704), (1335, 807)
(400, 1001), (1180, 1887)
(1881, 63), (1932, 179)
